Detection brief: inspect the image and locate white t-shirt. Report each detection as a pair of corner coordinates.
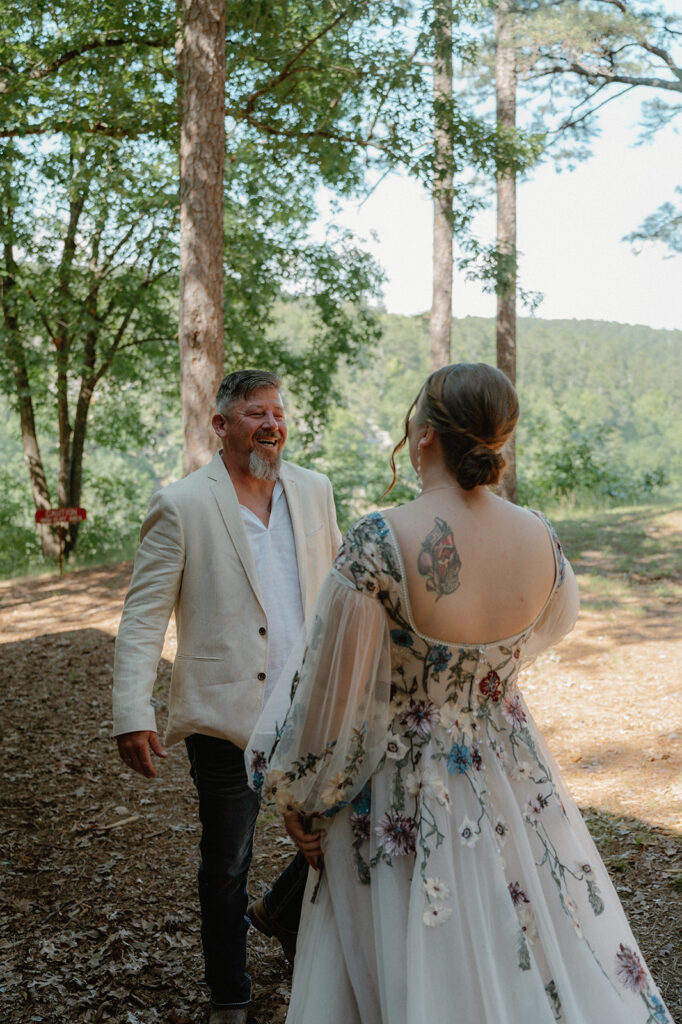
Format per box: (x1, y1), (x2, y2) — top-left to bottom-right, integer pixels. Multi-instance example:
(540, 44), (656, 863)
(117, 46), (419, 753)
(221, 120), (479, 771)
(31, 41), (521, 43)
(239, 481), (304, 702)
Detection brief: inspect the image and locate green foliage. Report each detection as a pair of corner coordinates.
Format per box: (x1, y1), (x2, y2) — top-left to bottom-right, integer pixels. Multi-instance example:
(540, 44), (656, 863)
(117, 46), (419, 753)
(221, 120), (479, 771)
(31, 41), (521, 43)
(2, 308), (680, 576)
(0, 0), (175, 139)
(625, 186), (682, 256)
(292, 309), (682, 526)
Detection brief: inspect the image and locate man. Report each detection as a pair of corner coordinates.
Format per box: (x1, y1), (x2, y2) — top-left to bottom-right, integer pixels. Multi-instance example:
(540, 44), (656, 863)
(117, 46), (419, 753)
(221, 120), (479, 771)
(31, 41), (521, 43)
(113, 369), (341, 1024)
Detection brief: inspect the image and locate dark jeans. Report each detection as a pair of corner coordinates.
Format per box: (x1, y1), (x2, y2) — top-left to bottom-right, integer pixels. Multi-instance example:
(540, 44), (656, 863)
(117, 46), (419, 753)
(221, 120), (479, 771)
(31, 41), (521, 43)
(185, 733), (307, 1008)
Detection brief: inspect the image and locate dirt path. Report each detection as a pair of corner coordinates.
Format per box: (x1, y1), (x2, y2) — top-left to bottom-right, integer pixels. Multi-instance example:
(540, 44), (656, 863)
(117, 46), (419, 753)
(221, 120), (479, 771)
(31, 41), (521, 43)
(1, 536), (680, 1023)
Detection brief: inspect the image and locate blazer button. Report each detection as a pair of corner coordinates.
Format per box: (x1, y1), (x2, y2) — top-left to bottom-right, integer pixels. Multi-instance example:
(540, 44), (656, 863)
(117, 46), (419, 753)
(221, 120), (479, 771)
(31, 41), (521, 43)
(257, 672), (266, 681)
(259, 627), (266, 636)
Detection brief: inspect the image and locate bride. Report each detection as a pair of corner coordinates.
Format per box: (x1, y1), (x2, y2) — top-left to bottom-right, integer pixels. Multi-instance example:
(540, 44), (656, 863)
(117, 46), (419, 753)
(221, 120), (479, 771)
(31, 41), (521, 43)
(247, 363), (673, 1024)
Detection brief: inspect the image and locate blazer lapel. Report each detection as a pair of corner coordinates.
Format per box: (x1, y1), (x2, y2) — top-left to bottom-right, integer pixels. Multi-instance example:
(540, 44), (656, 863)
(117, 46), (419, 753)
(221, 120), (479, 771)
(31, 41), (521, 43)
(206, 452), (265, 611)
(279, 463), (308, 613)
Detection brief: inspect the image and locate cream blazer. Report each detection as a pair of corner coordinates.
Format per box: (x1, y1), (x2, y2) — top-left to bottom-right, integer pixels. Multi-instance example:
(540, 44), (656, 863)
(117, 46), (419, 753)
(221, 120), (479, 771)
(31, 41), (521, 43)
(113, 453), (342, 749)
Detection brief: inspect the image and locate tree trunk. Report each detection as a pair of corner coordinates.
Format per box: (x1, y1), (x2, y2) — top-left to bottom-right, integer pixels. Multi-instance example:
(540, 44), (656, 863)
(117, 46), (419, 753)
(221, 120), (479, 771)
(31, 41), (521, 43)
(65, 327), (97, 555)
(178, 0), (226, 476)
(495, 0), (518, 503)
(429, 0), (454, 372)
(0, 206), (59, 557)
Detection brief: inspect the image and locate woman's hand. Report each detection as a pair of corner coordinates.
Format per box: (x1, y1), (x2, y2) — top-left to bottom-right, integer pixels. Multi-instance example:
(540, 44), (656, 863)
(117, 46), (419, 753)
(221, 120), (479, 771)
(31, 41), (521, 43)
(284, 811), (323, 869)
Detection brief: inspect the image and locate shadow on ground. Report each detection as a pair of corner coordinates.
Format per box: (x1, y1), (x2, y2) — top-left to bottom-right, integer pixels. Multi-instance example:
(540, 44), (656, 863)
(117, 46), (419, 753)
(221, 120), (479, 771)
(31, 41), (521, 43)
(1, 623), (679, 1023)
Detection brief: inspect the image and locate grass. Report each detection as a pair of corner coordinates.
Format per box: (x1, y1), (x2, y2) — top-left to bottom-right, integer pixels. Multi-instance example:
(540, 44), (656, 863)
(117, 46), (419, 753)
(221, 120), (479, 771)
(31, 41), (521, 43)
(547, 500), (682, 603)
(4, 496), (682, 588)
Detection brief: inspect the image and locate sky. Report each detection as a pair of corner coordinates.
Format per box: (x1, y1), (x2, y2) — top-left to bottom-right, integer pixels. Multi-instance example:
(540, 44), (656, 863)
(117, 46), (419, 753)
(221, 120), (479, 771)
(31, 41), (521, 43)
(315, 90), (682, 331)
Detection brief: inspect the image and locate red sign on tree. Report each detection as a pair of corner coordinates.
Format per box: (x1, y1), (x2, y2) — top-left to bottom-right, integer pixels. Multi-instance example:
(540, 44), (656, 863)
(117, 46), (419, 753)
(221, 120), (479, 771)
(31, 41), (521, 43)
(35, 507), (87, 525)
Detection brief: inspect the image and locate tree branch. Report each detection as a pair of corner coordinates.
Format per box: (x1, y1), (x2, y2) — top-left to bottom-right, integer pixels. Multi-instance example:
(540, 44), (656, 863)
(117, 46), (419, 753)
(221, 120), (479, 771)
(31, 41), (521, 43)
(240, 2), (370, 115)
(0, 35), (173, 97)
(236, 111), (389, 152)
(537, 58), (682, 93)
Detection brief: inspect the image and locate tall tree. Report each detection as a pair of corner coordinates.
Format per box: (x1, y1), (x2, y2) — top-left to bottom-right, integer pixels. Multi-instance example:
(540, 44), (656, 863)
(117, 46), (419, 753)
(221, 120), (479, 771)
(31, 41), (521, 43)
(495, 0), (518, 502)
(430, 0), (455, 371)
(0, 135), (178, 557)
(522, 0), (681, 235)
(1, 0), (517, 564)
(178, 0), (226, 475)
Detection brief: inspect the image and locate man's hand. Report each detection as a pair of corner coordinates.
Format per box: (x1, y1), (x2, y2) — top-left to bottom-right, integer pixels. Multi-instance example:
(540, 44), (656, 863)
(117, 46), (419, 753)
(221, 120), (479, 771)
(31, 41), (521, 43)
(116, 730), (168, 778)
(283, 811), (323, 869)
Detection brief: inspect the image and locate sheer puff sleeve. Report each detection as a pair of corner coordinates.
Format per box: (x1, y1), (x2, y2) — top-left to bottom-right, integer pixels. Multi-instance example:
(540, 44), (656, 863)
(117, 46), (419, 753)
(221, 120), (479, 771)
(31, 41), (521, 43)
(520, 514), (581, 667)
(246, 564), (392, 821)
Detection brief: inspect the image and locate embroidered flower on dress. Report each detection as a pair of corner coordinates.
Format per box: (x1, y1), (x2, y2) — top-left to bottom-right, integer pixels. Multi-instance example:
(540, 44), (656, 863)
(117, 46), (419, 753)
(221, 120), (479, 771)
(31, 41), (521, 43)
(471, 744), (483, 771)
(375, 810), (417, 856)
(615, 943), (647, 993)
(423, 903), (452, 927)
(564, 896), (578, 915)
(350, 812), (370, 841)
(406, 771), (423, 798)
(489, 739), (509, 770)
(502, 694), (527, 729)
(386, 735), (408, 761)
(576, 860), (593, 877)
(423, 771), (452, 810)
(425, 877), (451, 901)
(250, 750), (268, 775)
(321, 772), (348, 808)
(518, 907), (538, 944)
(509, 760), (532, 782)
(274, 787), (299, 815)
(426, 645), (452, 672)
(508, 881), (530, 907)
(456, 713), (481, 743)
(401, 699), (441, 737)
(523, 798), (543, 825)
(390, 628), (414, 648)
(458, 817), (479, 847)
(479, 669), (502, 702)
(389, 685), (411, 710)
(262, 770), (287, 802)
(446, 742), (472, 774)
(438, 702), (459, 732)
(649, 996), (670, 1023)
(493, 817), (510, 845)
(367, 510), (389, 538)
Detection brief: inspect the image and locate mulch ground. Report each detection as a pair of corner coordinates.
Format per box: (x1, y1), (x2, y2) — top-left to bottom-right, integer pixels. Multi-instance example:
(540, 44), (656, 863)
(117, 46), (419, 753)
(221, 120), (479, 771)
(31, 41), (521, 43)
(0, 548), (680, 1024)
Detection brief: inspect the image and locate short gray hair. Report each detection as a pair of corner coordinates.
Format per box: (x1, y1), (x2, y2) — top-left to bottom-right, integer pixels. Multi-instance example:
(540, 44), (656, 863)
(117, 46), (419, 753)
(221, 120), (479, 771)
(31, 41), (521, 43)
(216, 369), (282, 415)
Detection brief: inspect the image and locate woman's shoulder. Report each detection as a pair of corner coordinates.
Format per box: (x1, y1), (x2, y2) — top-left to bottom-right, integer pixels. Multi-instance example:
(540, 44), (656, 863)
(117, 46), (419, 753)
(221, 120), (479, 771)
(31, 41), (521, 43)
(334, 510), (402, 594)
(518, 505), (568, 587)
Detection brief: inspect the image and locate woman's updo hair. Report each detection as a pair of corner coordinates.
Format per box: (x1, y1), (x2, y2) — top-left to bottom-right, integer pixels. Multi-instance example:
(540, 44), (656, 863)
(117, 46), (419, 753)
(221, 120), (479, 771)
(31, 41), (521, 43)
(387, 362), (519, 493)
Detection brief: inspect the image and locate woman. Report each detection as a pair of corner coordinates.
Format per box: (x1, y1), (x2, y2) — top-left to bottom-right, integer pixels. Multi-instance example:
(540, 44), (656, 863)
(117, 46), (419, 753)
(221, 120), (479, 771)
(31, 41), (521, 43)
(247, 363), (673, 1024)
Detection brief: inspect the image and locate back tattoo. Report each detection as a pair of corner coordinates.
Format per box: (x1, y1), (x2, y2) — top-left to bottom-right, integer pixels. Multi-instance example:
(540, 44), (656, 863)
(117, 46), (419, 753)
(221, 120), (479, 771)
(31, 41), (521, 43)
(417, 517), (462, 600)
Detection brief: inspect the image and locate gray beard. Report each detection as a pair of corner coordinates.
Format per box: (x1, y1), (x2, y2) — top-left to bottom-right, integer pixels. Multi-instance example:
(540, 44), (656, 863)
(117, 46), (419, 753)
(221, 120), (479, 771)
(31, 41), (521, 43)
(249, 449), (280, 481)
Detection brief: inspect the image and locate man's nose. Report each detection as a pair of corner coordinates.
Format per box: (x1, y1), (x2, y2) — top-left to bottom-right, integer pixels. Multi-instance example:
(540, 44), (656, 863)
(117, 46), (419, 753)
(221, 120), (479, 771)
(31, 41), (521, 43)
(262, 410), (278, 429)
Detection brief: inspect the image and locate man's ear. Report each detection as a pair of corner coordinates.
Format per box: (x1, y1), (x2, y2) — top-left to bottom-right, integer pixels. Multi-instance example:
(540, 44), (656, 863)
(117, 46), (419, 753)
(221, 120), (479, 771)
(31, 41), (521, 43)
(212, 413), (227, 438)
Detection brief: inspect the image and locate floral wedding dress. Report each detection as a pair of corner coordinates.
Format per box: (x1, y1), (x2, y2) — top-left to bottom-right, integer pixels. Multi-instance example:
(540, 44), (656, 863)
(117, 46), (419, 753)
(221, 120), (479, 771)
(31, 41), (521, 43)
(248, 511), (674, 1024)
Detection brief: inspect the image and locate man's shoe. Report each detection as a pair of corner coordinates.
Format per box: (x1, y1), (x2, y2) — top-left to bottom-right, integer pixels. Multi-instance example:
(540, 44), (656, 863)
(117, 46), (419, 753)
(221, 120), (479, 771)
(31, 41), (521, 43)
(247, 897), (296, 964)
(207, 1007), (248, 1024)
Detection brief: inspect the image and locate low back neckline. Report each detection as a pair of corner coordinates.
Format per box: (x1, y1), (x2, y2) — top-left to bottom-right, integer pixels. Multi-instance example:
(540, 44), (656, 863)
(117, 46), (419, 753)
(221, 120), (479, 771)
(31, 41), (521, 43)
(379, 511), (561, 651)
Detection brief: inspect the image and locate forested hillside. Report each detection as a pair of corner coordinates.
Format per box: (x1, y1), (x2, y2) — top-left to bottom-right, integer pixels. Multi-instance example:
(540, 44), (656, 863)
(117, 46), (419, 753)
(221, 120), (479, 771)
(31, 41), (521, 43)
(285, 309), (682, 526)
(1, 310), (680, 573)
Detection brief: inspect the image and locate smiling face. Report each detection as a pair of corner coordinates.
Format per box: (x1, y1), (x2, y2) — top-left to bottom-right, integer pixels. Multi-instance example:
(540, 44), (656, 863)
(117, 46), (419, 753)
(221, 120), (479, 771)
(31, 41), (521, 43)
(212, 386), (287, 480)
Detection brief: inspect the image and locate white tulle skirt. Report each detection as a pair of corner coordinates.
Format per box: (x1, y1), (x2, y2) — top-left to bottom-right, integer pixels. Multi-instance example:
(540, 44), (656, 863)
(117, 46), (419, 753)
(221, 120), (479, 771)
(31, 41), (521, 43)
(286, 732), (672, 1024)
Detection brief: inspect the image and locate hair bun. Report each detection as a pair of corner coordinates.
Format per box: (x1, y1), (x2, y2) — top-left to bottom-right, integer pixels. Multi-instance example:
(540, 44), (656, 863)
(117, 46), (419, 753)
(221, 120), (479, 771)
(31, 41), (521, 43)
(457, 446), (504, 490)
